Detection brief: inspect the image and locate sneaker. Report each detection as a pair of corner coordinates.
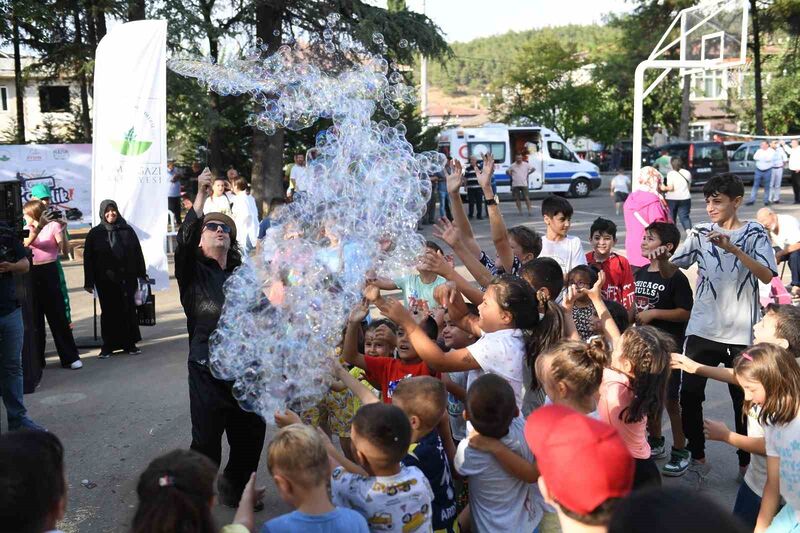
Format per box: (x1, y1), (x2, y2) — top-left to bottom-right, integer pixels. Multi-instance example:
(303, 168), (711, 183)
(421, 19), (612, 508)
(662, 447), (691, 477)
(69, 360), (83, 370)
(745, 201), (754, 206)
(98, 351), (112, 359)
(648, 436), (667, 459)
(126, 346), (142, 355)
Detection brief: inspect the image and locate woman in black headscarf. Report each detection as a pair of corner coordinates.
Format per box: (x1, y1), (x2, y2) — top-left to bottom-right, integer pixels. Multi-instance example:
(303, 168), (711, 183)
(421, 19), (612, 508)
(83, 200), (147, 358)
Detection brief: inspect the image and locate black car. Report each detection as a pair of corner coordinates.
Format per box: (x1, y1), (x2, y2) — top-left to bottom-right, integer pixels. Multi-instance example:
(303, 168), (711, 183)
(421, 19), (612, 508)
(606, 140), (654, 171)
(647, 141), (729, 188)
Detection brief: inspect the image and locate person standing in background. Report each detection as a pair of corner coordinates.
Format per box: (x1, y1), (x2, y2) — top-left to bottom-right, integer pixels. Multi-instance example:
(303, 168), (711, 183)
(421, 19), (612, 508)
(83, 200), (147, 358)
(465, 155), (483, 220)
(788, 139), (800, 205)
(769, 140), (788, 204)
(231, 177), (259, 254)
(287, 153), (308, 202)
(610, 169), (630, 216)
(661, 157), (692, 233)
(508, 153), (533, 217)
(203, 176), (235, 217)
(167, 159), (182, 225)
(652, 127), (668, 148)
(747, 141), (775, 206)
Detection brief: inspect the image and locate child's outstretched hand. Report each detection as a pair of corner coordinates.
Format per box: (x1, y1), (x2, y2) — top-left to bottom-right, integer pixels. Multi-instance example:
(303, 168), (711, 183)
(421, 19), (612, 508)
(363, 284), (380, 303)
(646, 245), (672, 262)
(374, 296), (412, 326)
(418, 249), (454, 278)
(671, 353), (699, 374)
(476, 153), (495, 190)
(232, 472), (265, 530)
(274, 409), (302, 428)
(445, 160), (464, 195)
(349, 299), (370, 323)
(706, 231), (736, 253)
(562, 284), (579, 311)
(703, 418), (731, 443)
(580, 270), (605, 301)
(433, 217), (462, 249)
(434, 281), (459, 308)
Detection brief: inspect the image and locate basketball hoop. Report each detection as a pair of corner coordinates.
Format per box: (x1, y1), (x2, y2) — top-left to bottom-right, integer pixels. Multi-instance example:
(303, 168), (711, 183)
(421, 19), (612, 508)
(726, 57), (752, 89)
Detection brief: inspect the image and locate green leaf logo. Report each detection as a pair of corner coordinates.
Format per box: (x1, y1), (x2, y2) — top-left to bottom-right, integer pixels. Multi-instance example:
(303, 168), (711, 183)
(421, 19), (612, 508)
(0, 155), (9, 162)
(110, 127), (153, 156)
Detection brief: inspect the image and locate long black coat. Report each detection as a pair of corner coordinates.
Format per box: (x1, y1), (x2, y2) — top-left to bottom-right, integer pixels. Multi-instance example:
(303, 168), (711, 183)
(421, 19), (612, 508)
(83, 221), (146, 351)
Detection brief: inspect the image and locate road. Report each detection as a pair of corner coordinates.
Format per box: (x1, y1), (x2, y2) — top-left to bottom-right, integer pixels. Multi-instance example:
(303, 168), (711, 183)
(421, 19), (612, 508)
(8, 179), (799, 532)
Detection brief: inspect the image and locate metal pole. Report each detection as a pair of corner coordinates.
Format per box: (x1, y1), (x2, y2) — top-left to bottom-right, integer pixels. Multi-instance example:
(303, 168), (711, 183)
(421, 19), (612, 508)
(632, 62), (647, 186)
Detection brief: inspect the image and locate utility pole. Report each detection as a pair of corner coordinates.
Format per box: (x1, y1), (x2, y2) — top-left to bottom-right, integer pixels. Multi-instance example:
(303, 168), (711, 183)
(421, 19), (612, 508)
(419, 0), (427, 117)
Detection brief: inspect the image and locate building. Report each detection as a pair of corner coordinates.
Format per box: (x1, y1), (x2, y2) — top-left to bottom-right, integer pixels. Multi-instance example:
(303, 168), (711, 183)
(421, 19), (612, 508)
(0, 53), (88, 142)
(425, 103), (488, 128)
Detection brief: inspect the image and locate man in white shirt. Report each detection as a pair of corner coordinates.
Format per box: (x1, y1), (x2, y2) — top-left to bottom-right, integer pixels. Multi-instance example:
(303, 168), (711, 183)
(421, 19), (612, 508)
(748, 141), (775, 206)
(785, 139), (800, 204)
(769, 140), (788, 204)
(288, 153), (308, 201)
(757, 207), (800, 297)
(508, 153), (533, 216)
(652, 127), (668, 147)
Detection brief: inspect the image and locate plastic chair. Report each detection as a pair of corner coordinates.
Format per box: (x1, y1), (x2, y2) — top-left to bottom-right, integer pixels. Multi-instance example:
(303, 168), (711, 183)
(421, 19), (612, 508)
(165, 210), (178, 253)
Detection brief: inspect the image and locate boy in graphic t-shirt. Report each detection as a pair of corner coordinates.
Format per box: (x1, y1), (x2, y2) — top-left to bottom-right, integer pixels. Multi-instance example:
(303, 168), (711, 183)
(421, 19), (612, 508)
(635, 221), (693, 477)
(650, 174), (777, 478)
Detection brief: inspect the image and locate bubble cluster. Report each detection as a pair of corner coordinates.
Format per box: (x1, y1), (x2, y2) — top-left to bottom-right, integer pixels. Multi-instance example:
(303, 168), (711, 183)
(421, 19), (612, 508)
(168, 21), (444, 420)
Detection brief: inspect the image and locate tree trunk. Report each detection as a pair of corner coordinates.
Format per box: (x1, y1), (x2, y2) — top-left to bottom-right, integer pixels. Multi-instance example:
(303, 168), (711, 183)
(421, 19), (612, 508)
(11, 1), (25, 143)
(251, 0), (287, 216)
(750, 0), (765, 135)
(127, 0), (145, 21)
(94, 2), (107, 41)
(679, 72), (691, 140)
(72, 3), (92, 141)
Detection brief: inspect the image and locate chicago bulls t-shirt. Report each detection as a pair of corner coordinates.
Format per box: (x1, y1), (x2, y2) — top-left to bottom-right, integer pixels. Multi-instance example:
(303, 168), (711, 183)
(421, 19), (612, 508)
(634, 267), (693, 347)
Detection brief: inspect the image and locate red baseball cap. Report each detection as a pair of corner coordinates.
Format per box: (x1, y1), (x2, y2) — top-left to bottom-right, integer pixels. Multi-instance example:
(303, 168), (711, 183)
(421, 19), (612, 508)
(525, 405), (634, 515)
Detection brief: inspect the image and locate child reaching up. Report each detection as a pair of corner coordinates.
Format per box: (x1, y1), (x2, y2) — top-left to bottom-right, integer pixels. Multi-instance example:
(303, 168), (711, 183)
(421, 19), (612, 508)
(369, 240), (448, 312)
(731, 345), (800, 533)
(342, 300), (439, 404)
(370, 275), (539, 411)
(455, 374), (543, 532)
(262, 425), (369, 533)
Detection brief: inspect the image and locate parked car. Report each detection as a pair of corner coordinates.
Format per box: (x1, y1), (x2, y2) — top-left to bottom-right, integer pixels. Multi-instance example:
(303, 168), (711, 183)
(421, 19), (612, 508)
(729, 141), (791, 185)
(605, 140), (654, 171)
(646, 141), (729, 188)
(724, 141), (744, 159)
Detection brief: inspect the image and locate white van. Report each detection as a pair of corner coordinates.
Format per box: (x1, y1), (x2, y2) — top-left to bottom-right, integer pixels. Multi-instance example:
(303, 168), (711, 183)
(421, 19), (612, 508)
(437, 124), (601, 197)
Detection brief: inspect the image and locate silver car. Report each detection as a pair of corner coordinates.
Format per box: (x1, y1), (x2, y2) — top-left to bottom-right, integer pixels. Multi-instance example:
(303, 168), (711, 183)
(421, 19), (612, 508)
(730, 141), (790, 185)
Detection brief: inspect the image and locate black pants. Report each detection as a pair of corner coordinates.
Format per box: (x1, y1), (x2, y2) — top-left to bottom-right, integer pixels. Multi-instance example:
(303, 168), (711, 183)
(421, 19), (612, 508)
(188, 361), (266, 498)
(792, 170), (800, 204)
(467, 188), (483, 219)
(680, 335), (748, 465)
(633, 458), (661, 490)
(30, 262), (79, 367)
(168, 196), (182, 225)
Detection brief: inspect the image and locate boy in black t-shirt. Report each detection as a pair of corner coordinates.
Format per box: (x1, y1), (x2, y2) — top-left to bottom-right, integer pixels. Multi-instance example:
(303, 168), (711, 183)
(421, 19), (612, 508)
(635, 222), (693, 477)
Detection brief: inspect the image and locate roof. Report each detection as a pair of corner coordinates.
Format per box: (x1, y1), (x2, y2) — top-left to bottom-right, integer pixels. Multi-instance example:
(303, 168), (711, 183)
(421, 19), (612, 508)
(426, 104), (483, 117)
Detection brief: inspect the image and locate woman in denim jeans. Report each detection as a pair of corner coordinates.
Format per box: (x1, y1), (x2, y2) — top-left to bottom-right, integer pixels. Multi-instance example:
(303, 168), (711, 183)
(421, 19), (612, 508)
(662, 157), (692, 233)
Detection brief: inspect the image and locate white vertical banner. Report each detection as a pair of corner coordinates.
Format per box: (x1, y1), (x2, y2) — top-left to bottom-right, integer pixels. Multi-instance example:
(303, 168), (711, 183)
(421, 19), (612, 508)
(92, 20), (169, 289)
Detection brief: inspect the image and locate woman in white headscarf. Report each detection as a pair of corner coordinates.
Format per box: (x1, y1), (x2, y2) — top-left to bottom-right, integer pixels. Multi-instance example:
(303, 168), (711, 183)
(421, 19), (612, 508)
(623, 166), (671, 270)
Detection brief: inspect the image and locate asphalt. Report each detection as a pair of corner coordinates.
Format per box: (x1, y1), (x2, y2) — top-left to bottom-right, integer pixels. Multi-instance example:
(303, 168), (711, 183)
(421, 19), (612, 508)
(7, 177), (799, 532)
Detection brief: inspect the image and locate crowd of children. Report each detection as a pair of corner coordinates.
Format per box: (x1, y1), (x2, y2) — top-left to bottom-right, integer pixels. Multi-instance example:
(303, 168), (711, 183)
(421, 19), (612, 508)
(4, 161), (800, 533)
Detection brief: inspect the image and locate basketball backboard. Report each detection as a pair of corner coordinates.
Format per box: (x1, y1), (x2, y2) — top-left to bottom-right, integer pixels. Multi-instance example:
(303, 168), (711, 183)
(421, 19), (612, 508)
(680, 0), (748, 74)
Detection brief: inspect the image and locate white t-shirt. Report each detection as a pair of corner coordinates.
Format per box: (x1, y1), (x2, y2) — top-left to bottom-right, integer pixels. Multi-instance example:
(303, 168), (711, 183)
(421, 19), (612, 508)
(744, 407), (767, 497)
(754, 147), (776, 171)
(671, 222), (778, 345)
(765, 414), (800, 522)
(290, 165), (309, 192)
(455, 417), (543, 533)
(231, 192), (259, 251)
(665, 169), (691, 201)
(331, 465), (434, 532)
(611, 174), (630, 193)
(508, 162), (533, 188)
(467, 328), (525, 410)
(788, 146), (800, 172)
(768, 214), (800, 249)
(203, 193), (234, 217)
(540, 235), (586, 275)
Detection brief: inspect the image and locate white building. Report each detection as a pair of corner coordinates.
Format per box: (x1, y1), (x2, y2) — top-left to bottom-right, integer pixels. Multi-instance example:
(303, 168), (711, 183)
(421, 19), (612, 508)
(0, 53), (88, 141)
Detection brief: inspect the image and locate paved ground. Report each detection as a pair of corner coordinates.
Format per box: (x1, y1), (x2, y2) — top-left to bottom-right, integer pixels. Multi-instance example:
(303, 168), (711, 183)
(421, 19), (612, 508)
(6, 179), (799, 532)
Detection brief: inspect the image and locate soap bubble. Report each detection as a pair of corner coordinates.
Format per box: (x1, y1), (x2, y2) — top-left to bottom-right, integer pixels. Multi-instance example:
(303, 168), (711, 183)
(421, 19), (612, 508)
(167, 17), (443, 421)
(398, 39), (408, 48)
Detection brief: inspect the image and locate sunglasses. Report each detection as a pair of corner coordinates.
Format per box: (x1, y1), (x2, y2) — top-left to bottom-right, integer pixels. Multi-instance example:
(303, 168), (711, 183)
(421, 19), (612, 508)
(203, 222), (231, 234)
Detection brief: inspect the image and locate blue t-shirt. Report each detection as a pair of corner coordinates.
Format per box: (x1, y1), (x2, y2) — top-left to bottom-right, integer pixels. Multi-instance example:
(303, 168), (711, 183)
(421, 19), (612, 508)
(402, 430), (457, 531)
(261, 507), (369, 533)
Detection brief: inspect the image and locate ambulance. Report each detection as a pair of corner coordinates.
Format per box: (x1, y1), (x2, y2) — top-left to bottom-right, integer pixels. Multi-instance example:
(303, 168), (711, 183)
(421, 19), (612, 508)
(437, 124), (602, 197)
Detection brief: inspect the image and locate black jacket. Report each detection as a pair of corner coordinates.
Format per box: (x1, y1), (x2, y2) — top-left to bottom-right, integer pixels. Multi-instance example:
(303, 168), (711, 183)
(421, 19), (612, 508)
(175, 209), (240, 364)
(83, 221), (146, 289)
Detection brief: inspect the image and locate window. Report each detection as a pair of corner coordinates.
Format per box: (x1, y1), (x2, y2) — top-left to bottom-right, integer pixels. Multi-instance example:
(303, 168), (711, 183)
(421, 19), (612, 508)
(468, 142), (506, 163)
(547, 141), (577, 163)
(690, 70), (725, 100)
(0, 87), (7, 111)
(39, 86), (70, 113)
(731, 146), (748, 162)
(693, 143), (725, 162)
(688, 124), (709, 141)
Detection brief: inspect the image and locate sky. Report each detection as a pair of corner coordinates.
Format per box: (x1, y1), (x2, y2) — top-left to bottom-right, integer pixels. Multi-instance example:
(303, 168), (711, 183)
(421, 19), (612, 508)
(367, 0), (634, 43)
